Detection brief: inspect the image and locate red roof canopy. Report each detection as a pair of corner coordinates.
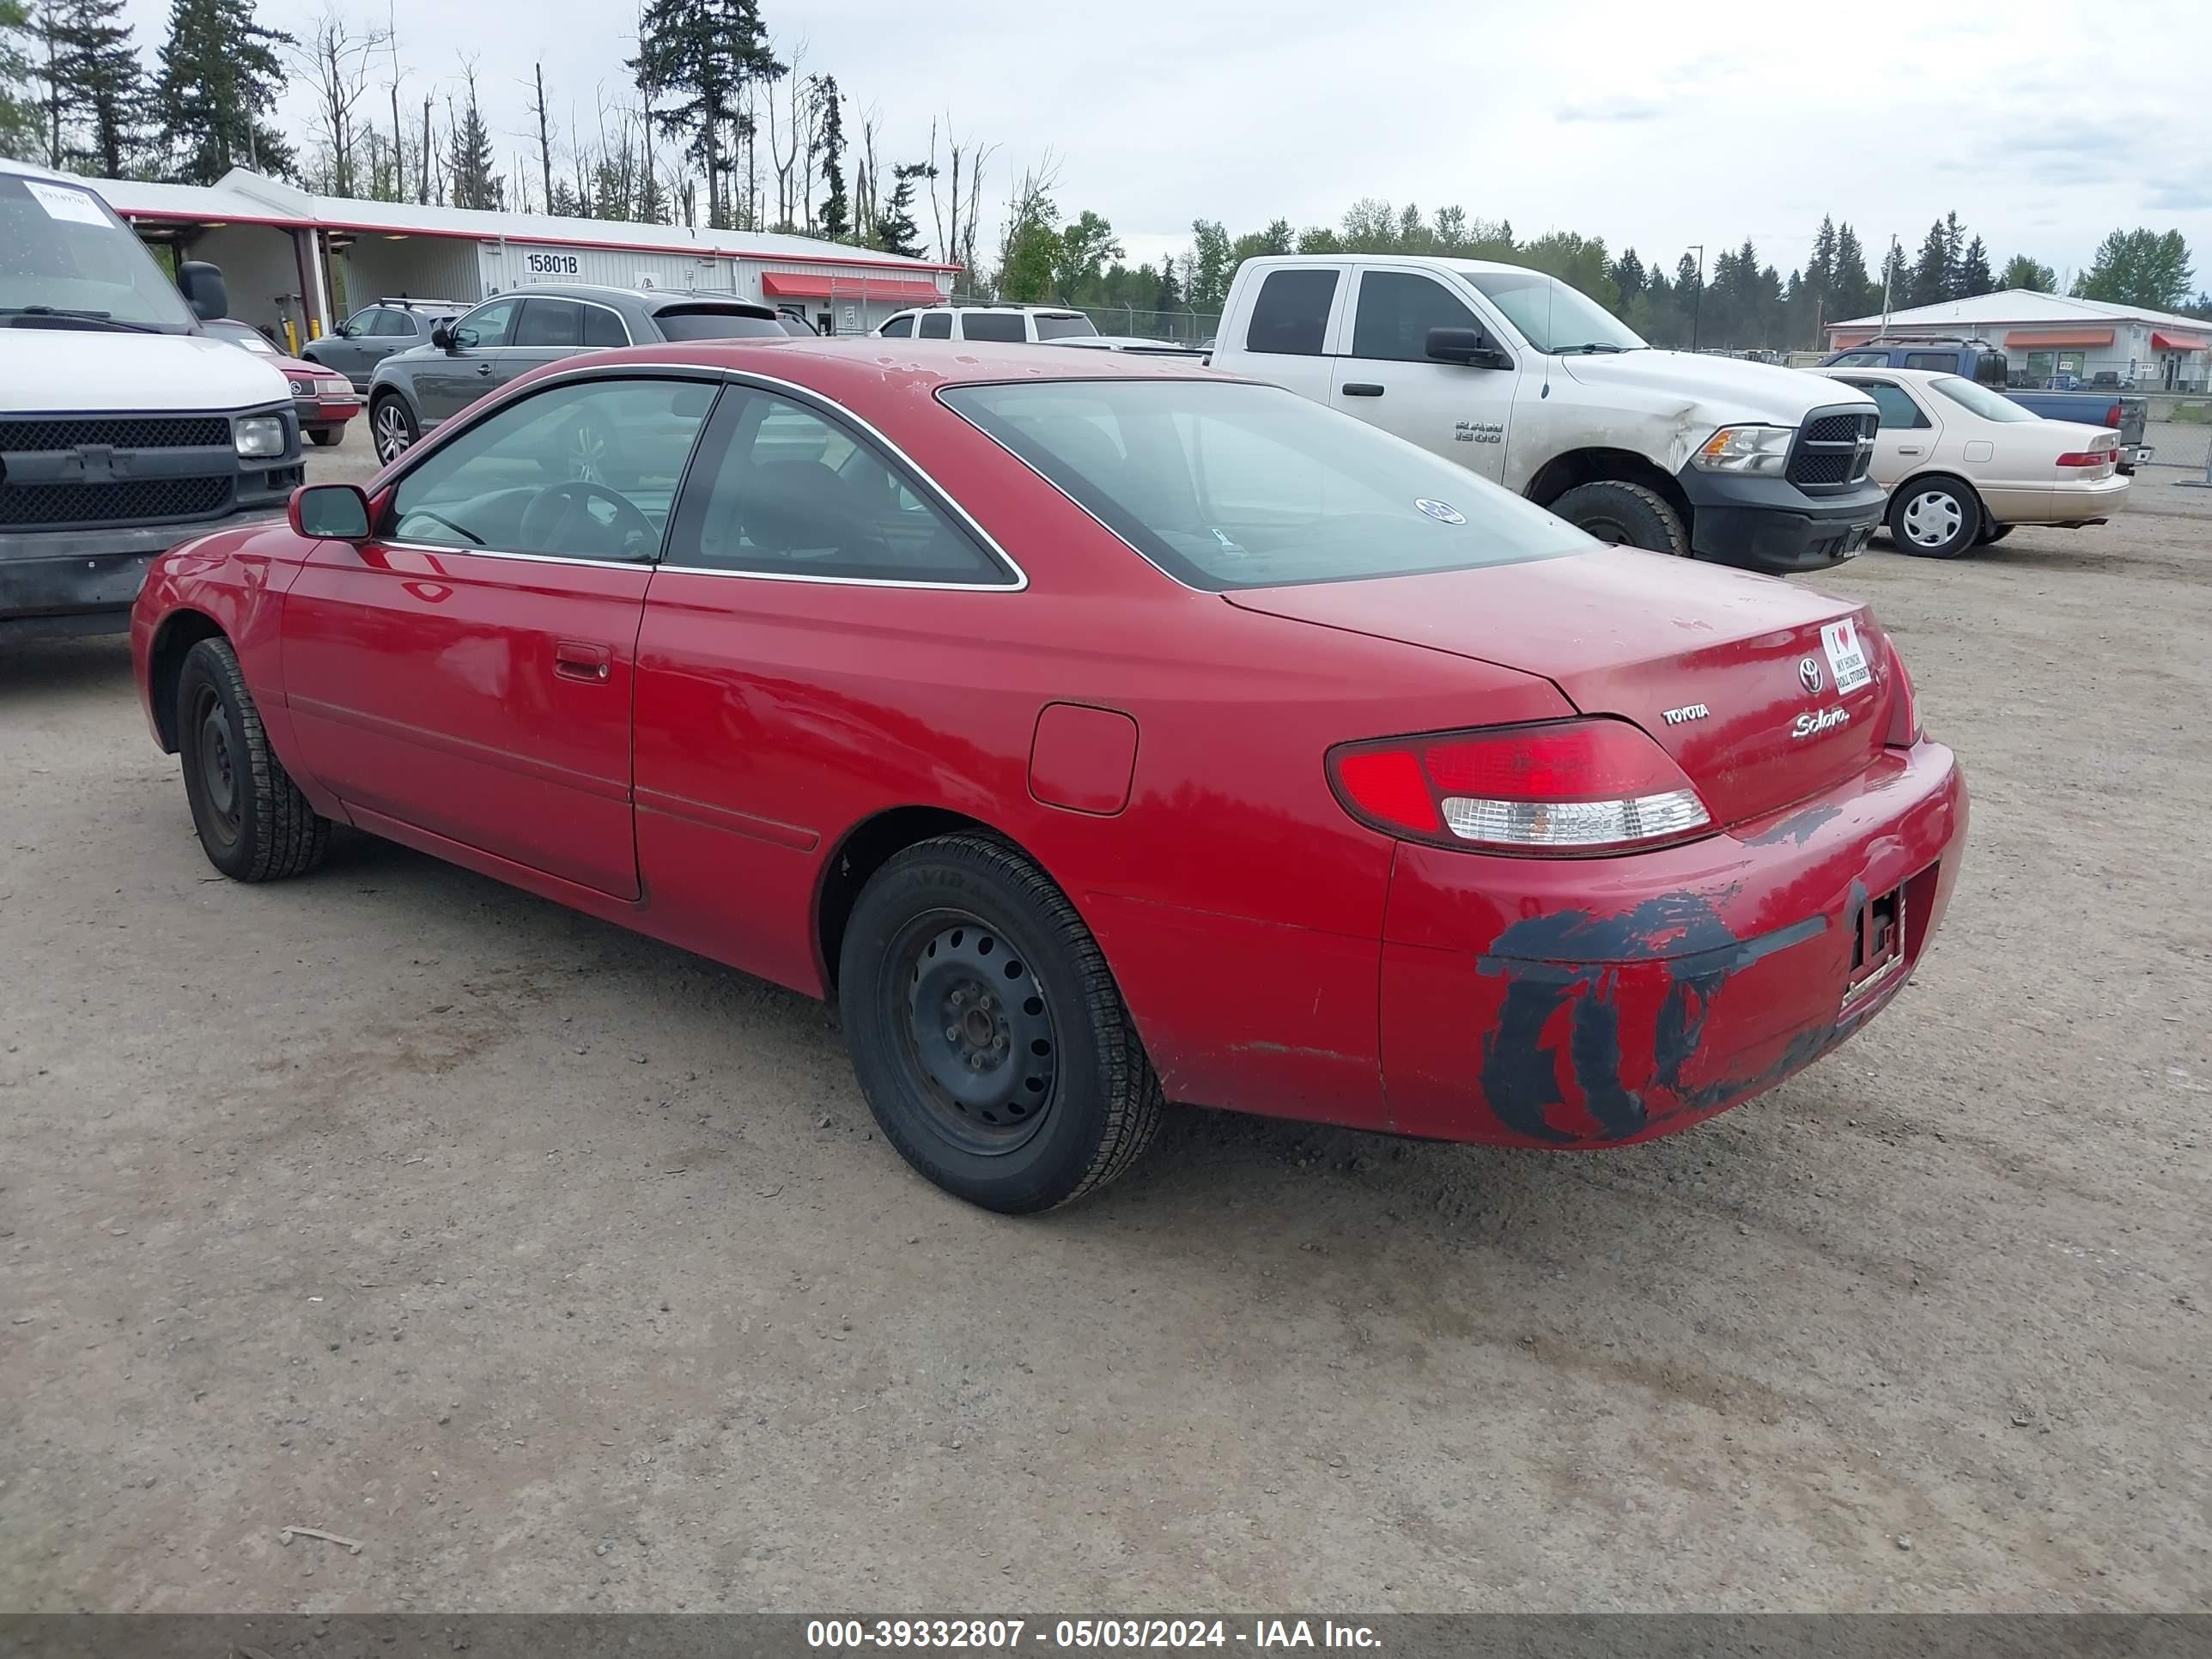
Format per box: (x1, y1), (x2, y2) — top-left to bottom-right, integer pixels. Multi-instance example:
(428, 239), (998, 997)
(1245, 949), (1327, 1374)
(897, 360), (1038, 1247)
(762, 271), (943, 303)
(2151, 331), (2209, 351)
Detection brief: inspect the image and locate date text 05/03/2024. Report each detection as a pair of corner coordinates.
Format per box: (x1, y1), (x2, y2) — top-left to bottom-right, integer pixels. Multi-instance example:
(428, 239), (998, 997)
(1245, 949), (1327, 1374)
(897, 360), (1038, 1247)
(806, 1620), (1382, 1650)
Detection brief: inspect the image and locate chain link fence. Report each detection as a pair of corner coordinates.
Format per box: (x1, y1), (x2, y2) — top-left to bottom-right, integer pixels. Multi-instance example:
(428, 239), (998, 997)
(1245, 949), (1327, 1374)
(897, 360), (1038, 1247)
(2142, 396), (2212, 474)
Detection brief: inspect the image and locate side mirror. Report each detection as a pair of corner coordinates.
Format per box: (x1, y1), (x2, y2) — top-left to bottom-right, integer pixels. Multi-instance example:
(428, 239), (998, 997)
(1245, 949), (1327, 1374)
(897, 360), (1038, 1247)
(177, 260), (228, 322)
(430, 324), (456, 351)
(289, 483), (372, 542)
(1426, 325), (1511, 370)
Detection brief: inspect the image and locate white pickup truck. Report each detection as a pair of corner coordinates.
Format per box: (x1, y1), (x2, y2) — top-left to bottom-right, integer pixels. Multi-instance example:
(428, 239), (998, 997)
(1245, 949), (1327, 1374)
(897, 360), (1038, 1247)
(2, 157), (303, 640)
(1209, 254), (1887, 574)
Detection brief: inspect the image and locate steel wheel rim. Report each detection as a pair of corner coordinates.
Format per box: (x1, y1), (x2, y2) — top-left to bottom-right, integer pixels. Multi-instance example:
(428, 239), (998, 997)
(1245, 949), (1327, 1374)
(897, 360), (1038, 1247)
(1902, 490), (1961, 547)
(192, 685), (241, 848)
(374, 404), (411, 460)
(888, 910), (1059, 1156)
(565, 423), (607, 484)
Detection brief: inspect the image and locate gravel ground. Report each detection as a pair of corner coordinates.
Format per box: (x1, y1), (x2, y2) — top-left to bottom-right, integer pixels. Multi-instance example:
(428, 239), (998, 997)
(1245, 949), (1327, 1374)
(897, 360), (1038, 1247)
(2, 485), (2207, 1613)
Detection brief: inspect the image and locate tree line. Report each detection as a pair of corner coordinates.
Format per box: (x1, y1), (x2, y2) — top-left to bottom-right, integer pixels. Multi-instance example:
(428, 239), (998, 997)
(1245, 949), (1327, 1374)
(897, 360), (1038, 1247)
(1, 0), (2206, 345)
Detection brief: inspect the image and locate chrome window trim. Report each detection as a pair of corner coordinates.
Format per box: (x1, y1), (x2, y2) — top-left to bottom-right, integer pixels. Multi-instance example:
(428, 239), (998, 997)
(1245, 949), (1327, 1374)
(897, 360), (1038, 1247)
(369, 358), (1028, 591)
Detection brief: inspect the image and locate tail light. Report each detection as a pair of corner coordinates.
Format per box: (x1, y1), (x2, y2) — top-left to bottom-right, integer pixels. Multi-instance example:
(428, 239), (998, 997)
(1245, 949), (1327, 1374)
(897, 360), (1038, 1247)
(2056, 441), (2117, 468)
(2105, 403), (2122, 428)
(1328, 719), (1712, 855)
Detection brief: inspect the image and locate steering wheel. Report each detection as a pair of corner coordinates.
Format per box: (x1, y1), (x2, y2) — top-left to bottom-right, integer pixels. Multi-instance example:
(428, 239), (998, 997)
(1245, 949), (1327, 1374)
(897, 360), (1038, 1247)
(518, 481), (655, 558)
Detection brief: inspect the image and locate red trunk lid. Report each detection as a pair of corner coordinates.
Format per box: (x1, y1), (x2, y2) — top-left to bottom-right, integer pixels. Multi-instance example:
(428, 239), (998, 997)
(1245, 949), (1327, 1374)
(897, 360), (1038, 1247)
(1223, 547), (1896, 827)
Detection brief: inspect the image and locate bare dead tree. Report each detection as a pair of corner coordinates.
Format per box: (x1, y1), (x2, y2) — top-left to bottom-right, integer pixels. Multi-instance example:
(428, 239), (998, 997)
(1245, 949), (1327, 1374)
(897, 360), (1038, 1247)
(385, 1), (404, 202)
(927, 117), (997, 271)
(764, 36), (808, 230)
(854, 104), (880, 246)
(418, 92), (433, 203)
(289, 9), (389, 198)
(532, 63), (554, 215)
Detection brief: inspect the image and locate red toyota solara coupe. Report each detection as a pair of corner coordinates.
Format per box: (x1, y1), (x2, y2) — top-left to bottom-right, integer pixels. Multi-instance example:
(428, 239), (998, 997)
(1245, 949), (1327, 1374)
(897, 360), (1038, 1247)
(132, 340), (1966, 1212)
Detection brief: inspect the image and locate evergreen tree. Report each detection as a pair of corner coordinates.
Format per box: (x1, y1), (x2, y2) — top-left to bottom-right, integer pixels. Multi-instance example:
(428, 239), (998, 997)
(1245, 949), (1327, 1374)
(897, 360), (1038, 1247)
(1906, 216), (1953, 308)
(1609, 246), (1646, 303)
(873, 159), (927, 258)
(1958, 235), (1994, 297)
(630, 0), (779, 229)
(1879, 239), (1911, 312)
(0, 0), (34, 161)
(447, 74), (500, 210)
(1832, 222), (1873, 319)
(812, 72), (846, 239)
(34, 0), (143, 173)
(1999, 252), (2056, 293)
(152, 0), (290, 182)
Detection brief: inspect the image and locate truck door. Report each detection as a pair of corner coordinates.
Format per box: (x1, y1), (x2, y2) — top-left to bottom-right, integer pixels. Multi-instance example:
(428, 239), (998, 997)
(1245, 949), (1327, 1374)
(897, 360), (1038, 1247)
(1331, 267), (1516, 485)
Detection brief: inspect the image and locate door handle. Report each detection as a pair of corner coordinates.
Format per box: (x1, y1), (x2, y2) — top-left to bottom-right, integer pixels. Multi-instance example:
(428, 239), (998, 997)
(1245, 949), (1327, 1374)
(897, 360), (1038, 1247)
(1342, 382), (1386, 398)
(474, 362), (495, 377)
(553, 639), (612, 682)
(1897, 446), (1922, 455)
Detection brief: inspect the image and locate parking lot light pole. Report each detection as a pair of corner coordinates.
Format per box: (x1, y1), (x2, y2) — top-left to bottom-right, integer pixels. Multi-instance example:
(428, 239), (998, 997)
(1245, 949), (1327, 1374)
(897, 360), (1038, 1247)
(1687, 245), (1704, 352)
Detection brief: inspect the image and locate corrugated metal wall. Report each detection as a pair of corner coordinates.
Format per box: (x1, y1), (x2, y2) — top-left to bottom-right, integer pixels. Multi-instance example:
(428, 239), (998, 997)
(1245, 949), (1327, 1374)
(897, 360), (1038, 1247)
(335, 236), (483, 315)
(478, 240), (726, 297)
(189, 225), (307, 340)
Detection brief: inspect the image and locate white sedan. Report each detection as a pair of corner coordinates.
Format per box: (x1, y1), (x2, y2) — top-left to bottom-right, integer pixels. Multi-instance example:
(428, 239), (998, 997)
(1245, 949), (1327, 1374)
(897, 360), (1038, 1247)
(1811, 366), (2128, 557)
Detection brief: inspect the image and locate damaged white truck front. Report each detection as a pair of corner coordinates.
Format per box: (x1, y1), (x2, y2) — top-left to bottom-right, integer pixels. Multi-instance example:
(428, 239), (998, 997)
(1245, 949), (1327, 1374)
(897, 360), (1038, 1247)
(2, 158), (302, 641)
(1207, 253), (1887, 575)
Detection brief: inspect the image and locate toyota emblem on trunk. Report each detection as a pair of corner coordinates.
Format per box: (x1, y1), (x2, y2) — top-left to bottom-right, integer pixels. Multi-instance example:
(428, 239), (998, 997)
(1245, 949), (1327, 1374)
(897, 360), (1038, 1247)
(1799, 657), (1825, 695)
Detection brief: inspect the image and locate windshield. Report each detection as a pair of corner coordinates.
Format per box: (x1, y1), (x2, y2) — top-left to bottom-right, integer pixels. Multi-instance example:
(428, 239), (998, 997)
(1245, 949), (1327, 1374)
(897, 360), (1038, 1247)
(941, 378), (1589, 591)
(1465, 270), (1645, 355)
(205, 319), (278, 354)
(0, 172), (199, 331)
(1931, 375), (2039, 422)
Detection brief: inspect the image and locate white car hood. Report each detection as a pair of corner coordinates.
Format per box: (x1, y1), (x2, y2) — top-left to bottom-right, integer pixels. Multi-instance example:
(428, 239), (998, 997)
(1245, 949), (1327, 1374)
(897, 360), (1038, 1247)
(0, 329), (293, 414)
(1560, 349), (1874, 424)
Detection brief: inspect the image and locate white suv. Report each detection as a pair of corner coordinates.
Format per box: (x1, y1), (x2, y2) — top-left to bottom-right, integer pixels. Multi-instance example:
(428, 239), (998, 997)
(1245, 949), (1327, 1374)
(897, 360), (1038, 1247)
(878, 305), (1098, 343)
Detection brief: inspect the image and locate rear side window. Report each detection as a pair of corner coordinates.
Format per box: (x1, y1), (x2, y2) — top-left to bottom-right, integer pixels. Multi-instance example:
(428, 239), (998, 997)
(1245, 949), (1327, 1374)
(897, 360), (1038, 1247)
(514, 298), (585, 347)
(368, 308), (414, 337)
(1855, 382), (1929, 429)
(942, 378), (1584, 591)
(1244, 269), (1336, 356)
(918, 312), (952, 339)
(669, 386), (1012, 584)
(1902, 351), (1954, 372)
(960, 312), (1026, 343)
(880, 314), (914, 337)
(652, 307), (784, 341)
(1829, 350), (1887, 368)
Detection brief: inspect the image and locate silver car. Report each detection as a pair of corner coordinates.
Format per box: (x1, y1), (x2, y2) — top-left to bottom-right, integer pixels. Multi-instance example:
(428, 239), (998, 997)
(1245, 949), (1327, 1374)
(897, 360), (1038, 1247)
(365, 284), (787, 464)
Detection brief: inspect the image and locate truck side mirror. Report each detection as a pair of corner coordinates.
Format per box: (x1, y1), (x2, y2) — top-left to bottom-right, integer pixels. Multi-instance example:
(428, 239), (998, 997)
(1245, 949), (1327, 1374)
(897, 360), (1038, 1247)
(1425, 326), (1511, 370)
(177, 261), (229, 322)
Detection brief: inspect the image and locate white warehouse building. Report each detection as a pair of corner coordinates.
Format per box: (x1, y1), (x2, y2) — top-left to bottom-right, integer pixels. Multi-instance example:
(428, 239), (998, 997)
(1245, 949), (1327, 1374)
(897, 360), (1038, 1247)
(82, 167), (956, 349)
(1827, 289), (2211, 392)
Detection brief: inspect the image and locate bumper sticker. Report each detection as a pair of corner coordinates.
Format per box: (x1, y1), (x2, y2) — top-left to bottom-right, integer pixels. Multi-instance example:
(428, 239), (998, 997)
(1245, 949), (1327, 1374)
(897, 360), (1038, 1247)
(1822, 617), (1872, 694)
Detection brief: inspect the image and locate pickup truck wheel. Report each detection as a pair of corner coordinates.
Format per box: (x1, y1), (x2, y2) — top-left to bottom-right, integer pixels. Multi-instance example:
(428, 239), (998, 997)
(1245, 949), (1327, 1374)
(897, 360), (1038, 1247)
(176, 637), (331, 883)
(1550, 480), (1689, 557)
(1890, 477), (1980, 558)
(371, 395), (418, 463)
(837, 833), (1164, 1213)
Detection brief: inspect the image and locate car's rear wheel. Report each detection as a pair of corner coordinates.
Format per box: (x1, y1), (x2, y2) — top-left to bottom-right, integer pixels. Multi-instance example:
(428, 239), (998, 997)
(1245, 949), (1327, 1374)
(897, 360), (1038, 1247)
(370, 394), (419, 464)
(837, 833), (1164, 1212)
(176, 637), (331, 883)
(1978, 522), (2014, 544)
(1550, 479), (1690, 557)
(1890, 477), (1980, 557)
(307, 426), (343, 447)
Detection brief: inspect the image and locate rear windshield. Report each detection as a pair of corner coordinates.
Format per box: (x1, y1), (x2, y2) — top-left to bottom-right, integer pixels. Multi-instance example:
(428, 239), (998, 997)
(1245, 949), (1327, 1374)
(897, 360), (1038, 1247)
(1931, 376), (2038, 422)
(651, 306), (787, 341)
(1032, 313), (1097, 340)
(940, 378), (1588, 591)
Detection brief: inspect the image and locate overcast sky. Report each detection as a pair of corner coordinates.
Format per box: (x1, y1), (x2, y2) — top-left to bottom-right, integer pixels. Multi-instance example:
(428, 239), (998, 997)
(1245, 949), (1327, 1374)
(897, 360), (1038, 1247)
(123, 0), (2212, 290)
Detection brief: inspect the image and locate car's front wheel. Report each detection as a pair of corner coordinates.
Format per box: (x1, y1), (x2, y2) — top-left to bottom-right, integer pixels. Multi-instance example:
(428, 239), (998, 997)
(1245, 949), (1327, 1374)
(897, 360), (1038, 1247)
(1890, 477), (1981, 557)
(837, 834), (1164, 1212)
(1550, 479), (1690, 557)
(176, 637), (331, 882)
(370, 393), (419, 464)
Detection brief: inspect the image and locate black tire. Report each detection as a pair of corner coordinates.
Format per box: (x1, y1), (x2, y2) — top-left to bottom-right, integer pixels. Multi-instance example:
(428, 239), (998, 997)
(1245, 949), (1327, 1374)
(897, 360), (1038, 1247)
(1888, 476), (1981, 558)
(1550, 479), (1690, 557)
(307, 426), (342, 447)
(176, 637), (331, 883)
(1978, 522), (2014, 544)
(370, 393), (418, 465)
(837, 833), (1164, 1213)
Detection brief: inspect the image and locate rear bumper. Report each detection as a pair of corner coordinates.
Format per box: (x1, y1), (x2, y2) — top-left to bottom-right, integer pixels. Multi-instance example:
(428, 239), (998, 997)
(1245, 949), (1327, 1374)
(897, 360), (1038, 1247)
(1376, 738), (1966, 1146)
(1677, 467), (1887, 574)
(295, 393), (362, 431)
